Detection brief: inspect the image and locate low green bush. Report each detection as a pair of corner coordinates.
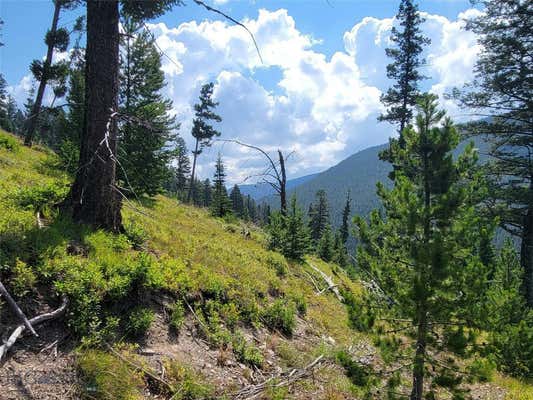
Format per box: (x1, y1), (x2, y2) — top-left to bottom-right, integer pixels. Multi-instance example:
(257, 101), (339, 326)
(165, 360), (215, 400)
(335, 350), (371, 387)
(261, 299), (296, 336)
(0, 132), (20, 152)
(127, 307), (154, 338)
(169, 300), (186, 333)
(15, 181), (68, 211)
(232, 332), (264, 368)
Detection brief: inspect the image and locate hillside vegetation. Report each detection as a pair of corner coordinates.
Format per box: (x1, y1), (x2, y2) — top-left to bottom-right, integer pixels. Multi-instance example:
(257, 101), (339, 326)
(0, 129), (532, 399)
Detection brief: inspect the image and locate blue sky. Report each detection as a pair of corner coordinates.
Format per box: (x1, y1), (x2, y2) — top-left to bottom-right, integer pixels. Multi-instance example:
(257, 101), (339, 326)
(0, 0), (480, 183)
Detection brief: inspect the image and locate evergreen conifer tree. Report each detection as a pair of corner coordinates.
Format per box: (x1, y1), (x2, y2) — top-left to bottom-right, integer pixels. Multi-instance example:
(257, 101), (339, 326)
(211, 154), (232, 218)
(378, 0), (430, 148)
(309, 190), (330, 244)
(173, 137), (191, 197)
(356, 94), (493, 400)
(230, 185), (244, 217)
(118, 21), (177, 197)
(188, 82), (222, 202)
(339, 191), (351, 245)
(317, 224), (334, 262)
(202, 178), (212, 207)
(458, 0), (533, 307)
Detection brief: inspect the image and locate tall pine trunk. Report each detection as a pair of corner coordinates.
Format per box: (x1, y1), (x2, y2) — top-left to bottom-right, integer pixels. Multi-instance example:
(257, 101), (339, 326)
(522, 181), (533, 307)
(187, 139), (200, 203)
(66, 0), (122, 231)
(24, 1), (61, 146)
(410, 310), (427, 400)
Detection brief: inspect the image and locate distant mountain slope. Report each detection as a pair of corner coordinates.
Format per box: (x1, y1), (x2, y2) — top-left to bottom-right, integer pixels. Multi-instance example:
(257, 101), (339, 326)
(239, 172), (318, 200)
(263, 136), (490, 233)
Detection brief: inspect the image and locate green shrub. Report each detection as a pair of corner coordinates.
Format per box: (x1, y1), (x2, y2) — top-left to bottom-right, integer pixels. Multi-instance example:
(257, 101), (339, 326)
(9, 259), (36, 297)
(78, 347), (145, 400)
(165, 361), (214, 400)
(262, 299), (296, 336)
(267, 253), (288, 277)
(232, 332), (264, 368)
(124, 221), (148, 250)
(373, 335), (401, 364)
(444, 326), (469, 356)
(169, 300), (186, 333)
(127, 307), (154, 338)
(467, 358), (496, 383)
(0, 132), (20, 152)
(15, 181), (68, 211)
(490, 315), (533, 378)
(335, 350), (370, 387)
(288, 293), (306, 316)
(342, 288), (375, 332)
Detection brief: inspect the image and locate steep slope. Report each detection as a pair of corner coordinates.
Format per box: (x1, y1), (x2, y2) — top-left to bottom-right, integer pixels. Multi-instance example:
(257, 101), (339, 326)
(0, 130), (530, 400)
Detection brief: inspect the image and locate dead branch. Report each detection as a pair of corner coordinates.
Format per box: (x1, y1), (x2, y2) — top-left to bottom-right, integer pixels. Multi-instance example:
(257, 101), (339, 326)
(0, 280), (38, 337)
(233, 355), (327, 400)
(0, 295), (68, 362)
(104, 343), (174, 393)
(306, 262), (343, 302)
(193, 0), (263, 64)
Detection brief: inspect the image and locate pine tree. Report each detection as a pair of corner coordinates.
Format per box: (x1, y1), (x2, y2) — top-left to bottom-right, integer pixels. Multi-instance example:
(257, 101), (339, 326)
(457, 0), (533, 307)
(173, 137), (191, 197)
(356, 94), (493, 400)
(57, 35), (85, 172)
(229, 185), (244, 217)
(309, 190), (330, 244)
(188, 82), (222, 202)
(67, 0), (182, 232)
(317, 224), (334, 262)
(339, 191), (351, 245)
(283, 197), (310, 261)
(0, 75), (11, 131)
(210, 154), (232, 218)
(378, 0), (430, 147)
(24, 0), (80, 146)
(202, 178), (212, 207)
(118, 20), (177, 197)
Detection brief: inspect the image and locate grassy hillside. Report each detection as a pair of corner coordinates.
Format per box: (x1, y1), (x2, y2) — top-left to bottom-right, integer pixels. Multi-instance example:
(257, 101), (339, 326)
(0, 130), (531, 399)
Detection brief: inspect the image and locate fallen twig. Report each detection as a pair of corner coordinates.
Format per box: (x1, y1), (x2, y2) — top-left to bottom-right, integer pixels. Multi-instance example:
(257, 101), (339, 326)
(105, 343), (174, 393)
(0, 295), (68, 362)
(233, 355), (327, 399)
(0, 280), (38, 337)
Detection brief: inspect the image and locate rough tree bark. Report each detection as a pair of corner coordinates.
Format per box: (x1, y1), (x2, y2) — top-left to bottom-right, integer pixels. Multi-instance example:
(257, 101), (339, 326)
(24, 0), (62, 146)
(65, 0), (122, 231)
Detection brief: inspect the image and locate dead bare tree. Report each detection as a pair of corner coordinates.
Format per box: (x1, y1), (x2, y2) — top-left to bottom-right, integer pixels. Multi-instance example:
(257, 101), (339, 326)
(220, 139), (291, 215)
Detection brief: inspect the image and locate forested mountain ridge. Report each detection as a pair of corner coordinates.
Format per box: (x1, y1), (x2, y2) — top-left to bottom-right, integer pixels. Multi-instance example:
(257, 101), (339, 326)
(262, 135), (491, 232)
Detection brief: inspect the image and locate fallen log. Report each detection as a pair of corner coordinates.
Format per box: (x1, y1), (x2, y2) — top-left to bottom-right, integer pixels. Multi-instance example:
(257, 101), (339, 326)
(306, 262), (344, 302)
(0, 280), (38, 337)
(233, 354), (326, 400)
(0, 295), (68, 362)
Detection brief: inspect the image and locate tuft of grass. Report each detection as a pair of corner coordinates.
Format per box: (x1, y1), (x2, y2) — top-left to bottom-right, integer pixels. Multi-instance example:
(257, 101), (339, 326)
(164, 360), (215, 400)
(77, 347), (145, 400)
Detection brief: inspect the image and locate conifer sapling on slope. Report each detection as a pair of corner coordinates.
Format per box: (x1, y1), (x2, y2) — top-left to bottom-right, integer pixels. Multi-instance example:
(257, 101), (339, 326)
(356, 94), (493, 400)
